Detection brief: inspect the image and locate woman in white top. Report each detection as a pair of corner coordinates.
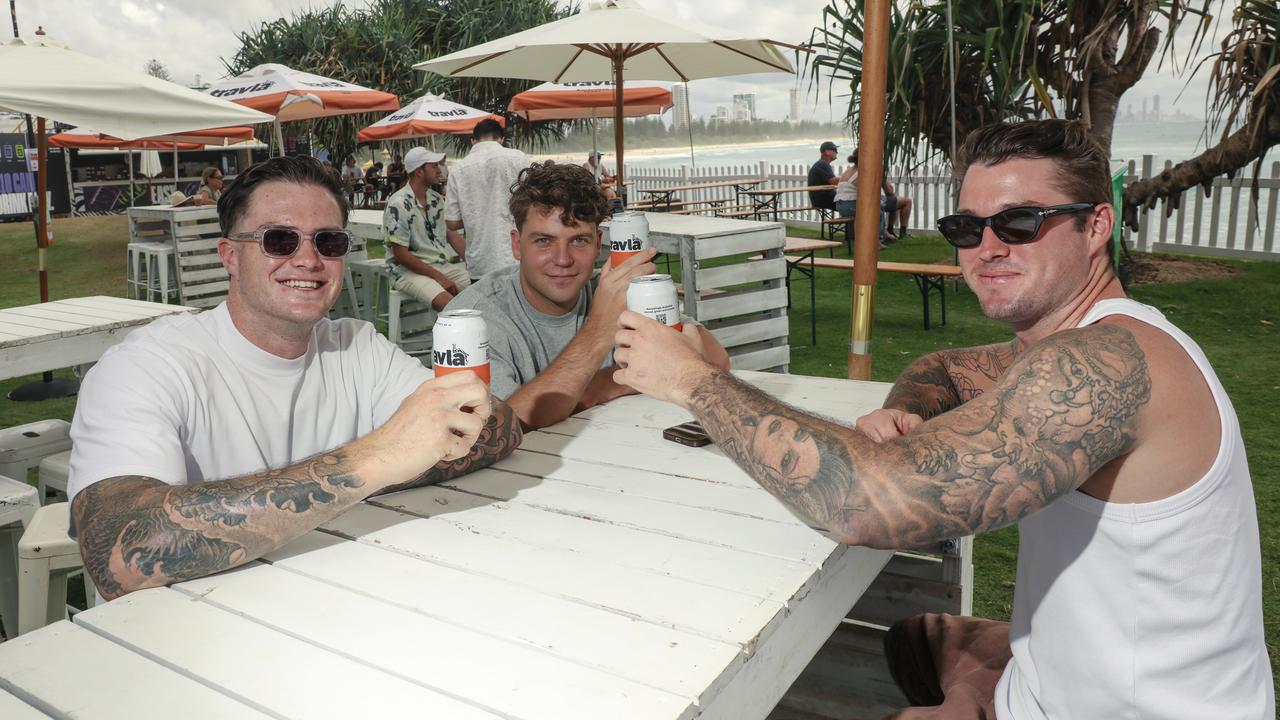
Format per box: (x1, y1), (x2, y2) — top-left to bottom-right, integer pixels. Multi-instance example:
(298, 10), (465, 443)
(834, 149), (858, 218)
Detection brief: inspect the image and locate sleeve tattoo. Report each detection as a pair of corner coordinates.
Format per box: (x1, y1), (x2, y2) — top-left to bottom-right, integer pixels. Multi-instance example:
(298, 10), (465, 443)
(72, 399), (522, 599)
(883, 342), (1017, 418)
(688, 326), (1151, 547)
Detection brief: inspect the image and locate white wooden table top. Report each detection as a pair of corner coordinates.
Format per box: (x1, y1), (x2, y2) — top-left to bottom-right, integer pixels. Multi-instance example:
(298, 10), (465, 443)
(0, 297), (196, 381)
(0, 371), (892, 720)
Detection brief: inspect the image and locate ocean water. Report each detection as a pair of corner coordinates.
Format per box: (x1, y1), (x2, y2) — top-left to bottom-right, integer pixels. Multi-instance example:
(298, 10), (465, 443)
(625, 121), (1247, 170)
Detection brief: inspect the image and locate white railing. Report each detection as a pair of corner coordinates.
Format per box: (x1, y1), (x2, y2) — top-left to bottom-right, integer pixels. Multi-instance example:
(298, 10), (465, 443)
(624, 156), (1279, 261)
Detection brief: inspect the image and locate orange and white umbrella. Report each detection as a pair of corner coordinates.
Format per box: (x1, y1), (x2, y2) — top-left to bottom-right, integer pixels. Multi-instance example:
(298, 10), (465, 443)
(358, 93), (503, 142)
(206, 64), (399, 153)
(49, 125), (256, 150)
(508, 81), (672, 121)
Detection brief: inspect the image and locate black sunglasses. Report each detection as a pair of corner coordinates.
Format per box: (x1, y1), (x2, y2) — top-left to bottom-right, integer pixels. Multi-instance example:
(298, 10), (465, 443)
(936, 203), (1098, 249)
(227, 226), (352, 259)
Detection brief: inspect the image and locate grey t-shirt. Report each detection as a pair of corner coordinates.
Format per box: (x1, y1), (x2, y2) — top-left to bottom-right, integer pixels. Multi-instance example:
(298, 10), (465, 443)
(447, 265), (599, 400)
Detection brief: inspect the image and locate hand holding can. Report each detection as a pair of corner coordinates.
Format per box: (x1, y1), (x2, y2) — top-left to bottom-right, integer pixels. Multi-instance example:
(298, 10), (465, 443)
(627, 274), (682, 331)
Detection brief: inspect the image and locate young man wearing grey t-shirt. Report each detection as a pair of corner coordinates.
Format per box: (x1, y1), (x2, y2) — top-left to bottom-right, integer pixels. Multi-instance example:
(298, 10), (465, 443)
(448, 161), (729, 430)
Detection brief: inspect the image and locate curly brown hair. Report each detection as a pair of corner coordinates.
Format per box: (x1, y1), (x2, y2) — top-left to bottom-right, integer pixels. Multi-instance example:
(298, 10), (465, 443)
(508, 161), (610, 231)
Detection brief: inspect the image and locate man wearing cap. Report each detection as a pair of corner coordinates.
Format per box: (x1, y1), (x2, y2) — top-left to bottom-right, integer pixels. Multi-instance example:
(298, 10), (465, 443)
(445, 119), (532, 280)
(807, 140), (841, 212)
(383, 147), (469, 311)
(582, 151), (617, 200)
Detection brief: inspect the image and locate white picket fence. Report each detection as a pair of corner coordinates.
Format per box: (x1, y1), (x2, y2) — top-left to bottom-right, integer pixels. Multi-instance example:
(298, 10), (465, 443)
(626, 156), (1279, 261)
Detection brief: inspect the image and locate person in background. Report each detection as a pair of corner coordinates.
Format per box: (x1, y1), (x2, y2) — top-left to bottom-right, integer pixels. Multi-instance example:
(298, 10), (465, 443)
(582, 150), (617, 200)
(340, 156), (364, 205)
(807, 140), (840, 212)
(445, 118), (531, 280)
(191, 166), (224, 206)
(363, 161), (384, 204)
(384, 154), (406, 194)
(383, 147), (469, 311)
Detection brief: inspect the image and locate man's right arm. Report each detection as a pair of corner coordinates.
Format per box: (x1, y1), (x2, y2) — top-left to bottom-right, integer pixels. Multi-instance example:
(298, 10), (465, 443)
(505, 249), (658, 430)
(72, 372), (493, 600)
(882, 341), (1018, 418)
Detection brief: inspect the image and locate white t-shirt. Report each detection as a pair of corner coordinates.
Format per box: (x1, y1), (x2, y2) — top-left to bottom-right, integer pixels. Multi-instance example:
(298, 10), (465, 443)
(443, 140), (531, 279)
(68, 303), (433, 503)
(994, 299), (1274, 719)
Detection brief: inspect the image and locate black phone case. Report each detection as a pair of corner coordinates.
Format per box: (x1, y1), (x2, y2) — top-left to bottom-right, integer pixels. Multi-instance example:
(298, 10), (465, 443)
(662, 422), (713, 447)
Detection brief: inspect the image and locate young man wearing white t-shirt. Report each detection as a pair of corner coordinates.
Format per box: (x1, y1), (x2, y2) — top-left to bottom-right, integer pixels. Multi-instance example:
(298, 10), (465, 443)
(68, 156), (521, 602)
(613, 120), (1272, 718)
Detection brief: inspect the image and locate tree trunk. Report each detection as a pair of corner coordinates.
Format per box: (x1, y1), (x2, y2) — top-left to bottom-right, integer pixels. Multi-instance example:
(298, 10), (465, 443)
(1122, 113), (1280, 230)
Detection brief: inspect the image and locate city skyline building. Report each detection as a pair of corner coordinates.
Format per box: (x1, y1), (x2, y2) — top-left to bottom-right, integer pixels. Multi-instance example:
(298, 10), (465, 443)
(731, 93), (757, 123)
(672, 83), (690, 131)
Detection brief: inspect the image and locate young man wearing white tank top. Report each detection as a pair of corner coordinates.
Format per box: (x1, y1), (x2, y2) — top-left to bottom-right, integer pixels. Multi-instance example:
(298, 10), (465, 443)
(612, 119), (1272, 718)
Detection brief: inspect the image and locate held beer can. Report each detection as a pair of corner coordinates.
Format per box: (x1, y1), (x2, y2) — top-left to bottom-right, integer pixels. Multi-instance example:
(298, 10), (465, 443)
(627, 274), (682, 331)
(608, 210), (650, 267)
(432, 309), (490, 385)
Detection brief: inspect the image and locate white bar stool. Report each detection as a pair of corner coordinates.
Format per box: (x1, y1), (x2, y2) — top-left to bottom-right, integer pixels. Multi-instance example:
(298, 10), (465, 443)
(17, 502), (91, 636)
(0, 419), (72, 495)
(36, 449), (71, 505)
(126, 241), (176, 302)
(0, 473), (39, 639)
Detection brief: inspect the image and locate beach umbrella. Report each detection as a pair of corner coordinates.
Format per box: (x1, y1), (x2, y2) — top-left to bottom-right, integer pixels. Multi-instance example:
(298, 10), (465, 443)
(0, 33), (270, 399)
(357, 93), (503, 142)
(508, 81), (672, 121)
(205, 64), (399, 155)
(414, 0), (796, 190)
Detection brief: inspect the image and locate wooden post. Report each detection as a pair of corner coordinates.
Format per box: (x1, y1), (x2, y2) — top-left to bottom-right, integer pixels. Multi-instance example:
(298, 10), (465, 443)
(613, 52), (626, 194)
(848, 0), (889, 381)
(36, 116), (50, 303)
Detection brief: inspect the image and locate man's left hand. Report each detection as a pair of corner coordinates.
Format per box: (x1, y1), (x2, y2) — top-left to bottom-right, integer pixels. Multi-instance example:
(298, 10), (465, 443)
(613, 310), (714, 407)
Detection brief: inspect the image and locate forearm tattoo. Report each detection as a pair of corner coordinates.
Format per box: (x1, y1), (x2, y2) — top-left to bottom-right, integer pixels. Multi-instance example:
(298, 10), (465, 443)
(72, 400), (522, 599)
(688, 326), (1150, 547)
(884, 342), (1017, 418)
(72, 452), (365, 600)
(378, 399), (522, 495)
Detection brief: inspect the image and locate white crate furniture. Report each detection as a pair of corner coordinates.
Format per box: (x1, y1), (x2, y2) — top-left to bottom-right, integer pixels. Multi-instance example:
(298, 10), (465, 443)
(125, 241), (177, 302)
(35, 450), (70, 506)
(127, 205), (228, 309)
(18, 502), (90, 636)
(0, 473), (39, 639)
(613, 212), (791, 373)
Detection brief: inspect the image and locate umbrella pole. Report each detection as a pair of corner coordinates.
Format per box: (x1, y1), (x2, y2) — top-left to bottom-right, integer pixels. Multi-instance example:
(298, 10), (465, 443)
(129, 150), (135, 208)
(172, 142), (178, 196)
(9, 115), (79, 401)
(848, 0), (890, 381)
(273, 120), (285, 157)
(612, 53), (626, 197)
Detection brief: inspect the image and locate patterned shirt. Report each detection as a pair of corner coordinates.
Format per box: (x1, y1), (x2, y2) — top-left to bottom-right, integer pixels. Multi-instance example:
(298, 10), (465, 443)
(383, 183), (458, 275)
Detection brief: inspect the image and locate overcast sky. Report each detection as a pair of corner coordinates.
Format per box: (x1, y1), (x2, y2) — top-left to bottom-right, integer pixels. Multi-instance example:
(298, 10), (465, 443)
(18, 0), (1234, 124)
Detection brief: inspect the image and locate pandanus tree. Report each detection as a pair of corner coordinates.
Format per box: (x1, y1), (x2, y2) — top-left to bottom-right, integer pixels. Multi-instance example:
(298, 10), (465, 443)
(225, 0), (575, 162)
(803, 0), (1277, 228)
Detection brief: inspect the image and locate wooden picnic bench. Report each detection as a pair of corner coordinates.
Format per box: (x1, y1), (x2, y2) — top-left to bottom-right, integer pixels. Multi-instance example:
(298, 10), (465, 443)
(742, 185), (834, 221)
(760, 238), (842, 346)
(785, 256), (963, 330)
(631, 198), (732, 213)
(637, 178), (766, 211)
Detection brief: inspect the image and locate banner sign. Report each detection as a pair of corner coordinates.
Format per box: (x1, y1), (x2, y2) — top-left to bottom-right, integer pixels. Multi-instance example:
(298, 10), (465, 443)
(0, 133), (71, 220)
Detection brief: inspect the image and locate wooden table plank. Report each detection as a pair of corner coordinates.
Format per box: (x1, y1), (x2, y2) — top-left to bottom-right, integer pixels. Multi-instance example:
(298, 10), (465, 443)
(375, 484), (819, 603)
(264, 531), (743, 700)
(0, 687), (48, 719)
(443, 455), (839, 564)
(0, 621), (272, 719)
(76, 589), (506, 719)
(321, 502), (787, 646)
(177, 563), (696, 720)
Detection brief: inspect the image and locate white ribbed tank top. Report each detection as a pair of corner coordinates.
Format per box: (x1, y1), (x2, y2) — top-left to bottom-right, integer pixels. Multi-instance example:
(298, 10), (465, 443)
(993, 299), (1274, 719)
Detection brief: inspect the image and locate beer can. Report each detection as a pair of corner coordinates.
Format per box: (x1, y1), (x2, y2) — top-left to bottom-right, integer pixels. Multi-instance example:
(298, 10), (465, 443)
(627, 274), (682, 331)
(608, 210), (650, 267)
(432, 309), (490, 384)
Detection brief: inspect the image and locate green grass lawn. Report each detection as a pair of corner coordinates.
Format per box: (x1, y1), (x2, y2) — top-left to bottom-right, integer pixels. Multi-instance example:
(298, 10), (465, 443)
(1, 216), (1276, 690)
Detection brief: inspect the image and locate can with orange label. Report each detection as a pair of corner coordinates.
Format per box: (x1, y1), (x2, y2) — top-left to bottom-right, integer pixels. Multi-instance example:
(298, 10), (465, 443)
(627, 274), (682, 331)
(432, 309), (490, 384)
(608, 210), (650, 267)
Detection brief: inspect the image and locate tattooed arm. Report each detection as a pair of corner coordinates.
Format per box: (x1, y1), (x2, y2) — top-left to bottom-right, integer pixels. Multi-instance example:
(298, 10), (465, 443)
(882, 341), (1019, 417)
(71, 377), (519, 600)
(616, 317), (1151, 548)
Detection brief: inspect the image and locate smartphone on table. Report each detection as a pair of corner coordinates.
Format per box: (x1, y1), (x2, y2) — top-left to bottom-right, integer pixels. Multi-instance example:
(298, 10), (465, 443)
(662, 421), (713, 448)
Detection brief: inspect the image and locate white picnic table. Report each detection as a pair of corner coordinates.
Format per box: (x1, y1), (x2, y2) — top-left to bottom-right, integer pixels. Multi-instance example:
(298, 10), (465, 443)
(0, 296), (197, 382)
(0, 370), (893, 719)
